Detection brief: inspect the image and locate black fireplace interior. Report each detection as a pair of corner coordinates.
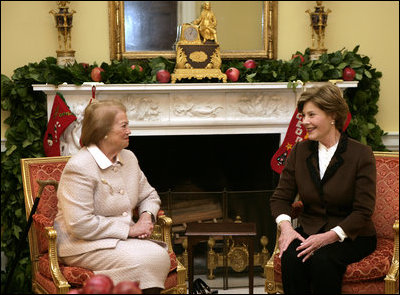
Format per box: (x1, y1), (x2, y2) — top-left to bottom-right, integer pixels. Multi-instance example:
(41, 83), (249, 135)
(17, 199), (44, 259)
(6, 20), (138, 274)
(129, 133), (281, 253)
(130, 134), (280, 191)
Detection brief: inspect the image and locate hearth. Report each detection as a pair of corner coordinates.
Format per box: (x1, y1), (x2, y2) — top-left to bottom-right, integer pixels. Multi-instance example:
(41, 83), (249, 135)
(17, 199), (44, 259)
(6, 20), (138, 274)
(130, 133), (280, 253)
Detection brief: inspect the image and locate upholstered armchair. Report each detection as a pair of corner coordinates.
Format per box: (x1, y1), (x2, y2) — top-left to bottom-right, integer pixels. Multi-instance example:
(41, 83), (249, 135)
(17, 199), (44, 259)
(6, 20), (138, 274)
(21, 156), (186, 294)
(265, 151), (399, 294)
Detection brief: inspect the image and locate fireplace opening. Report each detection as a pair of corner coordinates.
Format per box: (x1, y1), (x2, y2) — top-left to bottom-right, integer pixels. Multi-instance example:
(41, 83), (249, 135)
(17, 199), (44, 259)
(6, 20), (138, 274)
(129, 133), (280, 253)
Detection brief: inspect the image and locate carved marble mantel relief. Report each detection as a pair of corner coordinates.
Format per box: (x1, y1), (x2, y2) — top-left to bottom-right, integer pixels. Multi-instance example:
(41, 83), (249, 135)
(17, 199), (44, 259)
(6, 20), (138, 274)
(33, 82), (357, 156)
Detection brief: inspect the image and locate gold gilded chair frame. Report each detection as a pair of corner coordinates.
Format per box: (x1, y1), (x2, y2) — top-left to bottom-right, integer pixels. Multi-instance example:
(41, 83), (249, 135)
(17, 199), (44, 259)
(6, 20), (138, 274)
(21, 156), (186, 294)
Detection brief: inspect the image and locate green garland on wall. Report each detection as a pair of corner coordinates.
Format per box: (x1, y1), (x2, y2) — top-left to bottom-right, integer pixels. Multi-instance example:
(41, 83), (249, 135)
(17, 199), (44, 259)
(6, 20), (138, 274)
(0, 45), (386, 293)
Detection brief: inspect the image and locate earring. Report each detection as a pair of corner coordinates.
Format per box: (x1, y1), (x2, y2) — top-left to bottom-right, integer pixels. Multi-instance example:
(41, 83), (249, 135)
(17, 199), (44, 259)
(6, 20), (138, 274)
(104, 135), (108, 140)
(331, 121), (335, 125)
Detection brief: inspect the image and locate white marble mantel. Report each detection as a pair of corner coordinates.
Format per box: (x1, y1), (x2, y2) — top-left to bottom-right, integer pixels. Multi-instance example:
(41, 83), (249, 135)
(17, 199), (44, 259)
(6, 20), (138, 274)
(33, 82), (357, 155)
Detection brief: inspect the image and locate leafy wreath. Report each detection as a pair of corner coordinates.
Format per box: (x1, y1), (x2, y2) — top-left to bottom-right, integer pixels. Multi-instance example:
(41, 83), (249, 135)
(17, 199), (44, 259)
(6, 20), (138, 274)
(0, 45), (386, 293)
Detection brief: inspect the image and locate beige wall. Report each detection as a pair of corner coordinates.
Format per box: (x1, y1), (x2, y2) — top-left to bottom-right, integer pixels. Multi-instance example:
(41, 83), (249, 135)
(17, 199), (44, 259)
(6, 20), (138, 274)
(1, 1), (399, 139)
(277, 1), (399, 136)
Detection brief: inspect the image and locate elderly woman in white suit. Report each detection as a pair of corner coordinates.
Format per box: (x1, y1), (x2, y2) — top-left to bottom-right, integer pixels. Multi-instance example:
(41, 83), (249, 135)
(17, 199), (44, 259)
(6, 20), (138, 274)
(54, 100), (170, 294)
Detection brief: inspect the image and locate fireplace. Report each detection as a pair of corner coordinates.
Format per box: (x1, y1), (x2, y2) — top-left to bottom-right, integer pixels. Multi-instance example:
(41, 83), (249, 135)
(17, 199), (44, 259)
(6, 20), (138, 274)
(130, 133), (280, 252)
(33, 81), (358, 253)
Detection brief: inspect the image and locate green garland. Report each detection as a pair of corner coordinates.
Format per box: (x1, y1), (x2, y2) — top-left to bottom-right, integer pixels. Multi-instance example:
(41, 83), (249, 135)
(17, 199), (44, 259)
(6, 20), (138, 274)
(0, 46), (386, 293)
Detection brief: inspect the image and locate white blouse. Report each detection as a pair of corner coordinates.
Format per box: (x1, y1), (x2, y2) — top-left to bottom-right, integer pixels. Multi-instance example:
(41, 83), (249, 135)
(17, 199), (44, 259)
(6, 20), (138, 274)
(276, 140), (347, 242)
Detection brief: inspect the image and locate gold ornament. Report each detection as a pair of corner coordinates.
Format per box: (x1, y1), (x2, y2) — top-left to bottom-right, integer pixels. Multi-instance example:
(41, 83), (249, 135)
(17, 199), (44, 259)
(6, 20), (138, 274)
(306, 1), (331, 60)
(171, 2), (226, 83)
(50, 1), (76, 66)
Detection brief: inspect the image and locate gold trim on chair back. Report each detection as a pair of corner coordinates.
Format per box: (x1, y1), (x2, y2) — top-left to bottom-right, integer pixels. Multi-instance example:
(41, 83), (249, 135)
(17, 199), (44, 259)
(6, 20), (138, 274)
(374, 151), (399, 294)
(21, 156), (70, 293)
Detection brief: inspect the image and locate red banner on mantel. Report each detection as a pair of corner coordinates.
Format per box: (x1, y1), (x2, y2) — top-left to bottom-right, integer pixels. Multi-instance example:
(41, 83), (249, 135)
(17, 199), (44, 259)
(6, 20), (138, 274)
(270, 109), (307, 174)
(270, 110), (351, 174)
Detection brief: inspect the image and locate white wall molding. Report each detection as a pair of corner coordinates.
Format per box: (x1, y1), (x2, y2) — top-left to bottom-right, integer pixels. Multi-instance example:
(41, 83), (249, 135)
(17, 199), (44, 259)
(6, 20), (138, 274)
(382, 132), (399, 151)
(1, 138), (5, 152)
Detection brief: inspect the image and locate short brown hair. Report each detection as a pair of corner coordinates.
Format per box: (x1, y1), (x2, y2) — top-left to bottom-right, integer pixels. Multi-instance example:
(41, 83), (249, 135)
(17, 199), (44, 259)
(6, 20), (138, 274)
(80, 100), (127, 147)
(297, 83), (349, 131)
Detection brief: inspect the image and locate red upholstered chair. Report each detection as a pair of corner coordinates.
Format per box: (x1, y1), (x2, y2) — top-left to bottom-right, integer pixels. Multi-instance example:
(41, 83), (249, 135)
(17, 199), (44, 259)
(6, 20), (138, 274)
(21, 156), (186, 294)
(265, 151), (399, 294)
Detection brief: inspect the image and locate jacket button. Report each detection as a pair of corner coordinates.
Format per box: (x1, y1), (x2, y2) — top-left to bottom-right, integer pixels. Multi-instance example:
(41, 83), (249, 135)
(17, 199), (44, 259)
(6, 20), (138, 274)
(113, 167), (118, 172)
(119, 189), (125, 194)
(122, 212), (128, 217)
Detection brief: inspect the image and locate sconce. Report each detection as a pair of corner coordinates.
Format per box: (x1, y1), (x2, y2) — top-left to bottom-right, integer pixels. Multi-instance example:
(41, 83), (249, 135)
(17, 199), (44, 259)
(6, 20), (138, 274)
(306, 1), (331, 60)
(50, 1), (76, 66)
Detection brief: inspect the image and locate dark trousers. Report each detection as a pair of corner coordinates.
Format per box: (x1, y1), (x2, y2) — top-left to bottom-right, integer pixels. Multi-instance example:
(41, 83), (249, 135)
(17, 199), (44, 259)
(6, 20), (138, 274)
(281, 227), (376, 294)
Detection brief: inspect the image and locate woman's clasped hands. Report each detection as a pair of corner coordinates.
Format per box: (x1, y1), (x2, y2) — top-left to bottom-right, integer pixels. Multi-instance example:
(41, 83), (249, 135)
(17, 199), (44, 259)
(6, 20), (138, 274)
(129, 213), (154, 239)
(279, 220), (339, 263)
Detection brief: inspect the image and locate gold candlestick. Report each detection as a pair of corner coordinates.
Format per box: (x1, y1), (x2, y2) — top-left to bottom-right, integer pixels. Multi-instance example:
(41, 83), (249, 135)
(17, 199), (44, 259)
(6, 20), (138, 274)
(306, 1), (331, 60)
(50, 1), (76, 66)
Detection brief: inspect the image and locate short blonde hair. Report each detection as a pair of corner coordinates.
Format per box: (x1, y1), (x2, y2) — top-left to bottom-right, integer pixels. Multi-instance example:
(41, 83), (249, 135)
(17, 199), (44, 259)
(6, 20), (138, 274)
(80, 100), (127, 147)
(297, 84), (349, 131)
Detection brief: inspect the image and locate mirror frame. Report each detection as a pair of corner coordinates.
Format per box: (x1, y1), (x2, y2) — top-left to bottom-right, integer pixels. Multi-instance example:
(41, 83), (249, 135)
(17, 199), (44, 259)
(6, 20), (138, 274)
(108, 1), (278, 60)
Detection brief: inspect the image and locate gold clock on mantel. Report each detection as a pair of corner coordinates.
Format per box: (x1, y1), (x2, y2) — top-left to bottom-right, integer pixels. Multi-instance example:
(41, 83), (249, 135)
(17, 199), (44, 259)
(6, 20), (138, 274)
(180, 24), (201, 44)
(171, 2), (227, 83)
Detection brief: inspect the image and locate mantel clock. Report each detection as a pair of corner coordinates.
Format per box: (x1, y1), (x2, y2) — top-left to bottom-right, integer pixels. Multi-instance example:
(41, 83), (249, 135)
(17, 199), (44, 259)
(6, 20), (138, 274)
(171, 2), (227, 83)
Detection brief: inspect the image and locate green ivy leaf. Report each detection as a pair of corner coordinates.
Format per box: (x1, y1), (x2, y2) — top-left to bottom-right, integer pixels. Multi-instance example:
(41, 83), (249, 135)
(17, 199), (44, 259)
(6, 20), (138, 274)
(299, 70), (309, 82)
(364, 70), (372, 78)
(5, 145), (17, 156)
(13, 224), (22, 239)
(15, 208), (22, 218)
(314, 69), (324, 80)
(246, 72), (257, 82)
(350, 59), (364, 69)
(22, 139), (32, 148)
(337, 62), (347, 70)
(360, 135), (367, 145)
(367, 123), (375, 129)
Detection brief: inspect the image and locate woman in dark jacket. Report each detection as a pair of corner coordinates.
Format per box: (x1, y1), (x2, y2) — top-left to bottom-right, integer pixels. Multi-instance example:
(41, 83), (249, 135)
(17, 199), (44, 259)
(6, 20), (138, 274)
(270, 84), (377, 294)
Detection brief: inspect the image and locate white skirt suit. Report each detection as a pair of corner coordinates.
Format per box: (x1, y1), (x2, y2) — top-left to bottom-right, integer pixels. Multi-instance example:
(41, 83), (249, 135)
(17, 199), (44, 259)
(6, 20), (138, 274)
(54, 146), (170, 289)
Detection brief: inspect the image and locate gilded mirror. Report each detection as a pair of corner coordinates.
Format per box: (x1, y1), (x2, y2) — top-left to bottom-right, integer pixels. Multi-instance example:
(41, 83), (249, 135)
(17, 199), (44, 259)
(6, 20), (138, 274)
(109, 1), (278, 60)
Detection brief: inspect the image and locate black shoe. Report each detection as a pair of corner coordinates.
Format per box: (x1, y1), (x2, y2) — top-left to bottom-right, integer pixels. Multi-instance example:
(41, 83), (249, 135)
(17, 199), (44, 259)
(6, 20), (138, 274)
(192, 278), (218, 294)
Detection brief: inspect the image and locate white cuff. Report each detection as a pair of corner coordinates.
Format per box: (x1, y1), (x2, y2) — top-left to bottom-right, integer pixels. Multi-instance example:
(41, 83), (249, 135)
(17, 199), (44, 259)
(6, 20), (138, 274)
(331, 226), (347, 242)
(276, 214), (292, 225)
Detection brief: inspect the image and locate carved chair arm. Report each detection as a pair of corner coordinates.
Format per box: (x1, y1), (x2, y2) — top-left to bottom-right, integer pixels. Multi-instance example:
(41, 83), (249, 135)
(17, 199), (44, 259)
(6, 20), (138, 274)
(384, 219), (399, 294)
(45, 226), (71, 293)
(266, 200), (302, 279)
(151, 214), (174, 253)
(265, 227), (281, 294)
(265, 200), (301, 294)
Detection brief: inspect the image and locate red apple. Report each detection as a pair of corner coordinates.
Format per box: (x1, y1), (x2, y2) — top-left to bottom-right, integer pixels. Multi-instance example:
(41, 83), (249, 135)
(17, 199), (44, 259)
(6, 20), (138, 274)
(83, 274), (114, 294)
(243, 59), (257, 69)
(292, 54), (305, 66)
(113, 281), (142, 294)
(131, 65), (143, 72)
(342, 67), (356, 81)
(67, 288), (83, 294)
(156, 69), (171, 83)
(80, 63), (89, 69)
(225, 67), (240, 82)
(90, 67), (105, 82)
